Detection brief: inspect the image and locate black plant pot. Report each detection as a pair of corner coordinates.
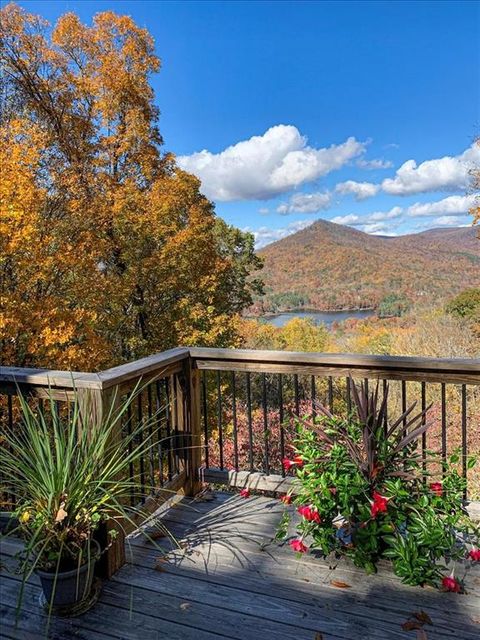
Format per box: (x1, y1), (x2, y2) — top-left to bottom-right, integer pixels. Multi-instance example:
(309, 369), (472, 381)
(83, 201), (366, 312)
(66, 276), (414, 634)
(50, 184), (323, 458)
(0, 512), (19, 534)
(36, 539), (101, 614)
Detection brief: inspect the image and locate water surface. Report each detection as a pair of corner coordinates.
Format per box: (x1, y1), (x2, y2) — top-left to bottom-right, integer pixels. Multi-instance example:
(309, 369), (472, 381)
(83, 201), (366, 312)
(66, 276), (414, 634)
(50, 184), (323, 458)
(262, 309), (375, 328)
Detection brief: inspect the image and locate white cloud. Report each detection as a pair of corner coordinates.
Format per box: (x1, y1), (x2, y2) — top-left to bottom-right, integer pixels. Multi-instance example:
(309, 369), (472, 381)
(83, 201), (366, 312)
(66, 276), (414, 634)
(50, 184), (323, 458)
(247, 219), (315, 249)
(177, 125), (366, 201)
(381, 143), (480, 195)
(258, 207), (269, 215)
(276, 191), (332, 214)
(433, 216), (468, 226)
(361, 222), (398, 235)
(331, 206), (403, 227)
(330, 214), (360, 225)
(335, 180), (380, 201)
(407, 194), (477, 217)
(356, 158), (393, 170)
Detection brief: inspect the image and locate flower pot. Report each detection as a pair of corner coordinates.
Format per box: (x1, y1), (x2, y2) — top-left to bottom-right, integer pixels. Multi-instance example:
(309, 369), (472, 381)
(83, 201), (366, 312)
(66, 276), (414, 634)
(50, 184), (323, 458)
(0, 511), (19, 534)
(36, 539), (101, 612)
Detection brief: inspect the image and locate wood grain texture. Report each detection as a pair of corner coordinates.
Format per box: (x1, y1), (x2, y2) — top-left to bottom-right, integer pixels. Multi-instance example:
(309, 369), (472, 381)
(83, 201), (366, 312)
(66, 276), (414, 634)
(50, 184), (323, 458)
(2, 491), (479, 640)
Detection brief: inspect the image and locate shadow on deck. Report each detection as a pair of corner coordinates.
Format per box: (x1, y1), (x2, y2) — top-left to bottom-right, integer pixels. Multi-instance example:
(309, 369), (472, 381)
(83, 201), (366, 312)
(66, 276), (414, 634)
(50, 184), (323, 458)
(1, 491), (479, 640)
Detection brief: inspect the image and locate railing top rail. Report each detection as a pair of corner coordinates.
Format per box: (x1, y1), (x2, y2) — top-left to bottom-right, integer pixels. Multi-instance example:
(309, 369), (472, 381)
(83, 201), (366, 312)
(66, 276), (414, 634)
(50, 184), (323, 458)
(0, 367), (102, 390)
(189, 348), (480, 384)
(97, 347), (190, 389)
(2, 347), (479, 392)
(189, 347), (480, 372)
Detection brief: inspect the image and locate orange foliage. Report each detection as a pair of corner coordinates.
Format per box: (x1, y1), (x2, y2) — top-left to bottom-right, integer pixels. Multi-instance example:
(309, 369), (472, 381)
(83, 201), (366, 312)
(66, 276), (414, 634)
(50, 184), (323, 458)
(0, 4), (261, 370)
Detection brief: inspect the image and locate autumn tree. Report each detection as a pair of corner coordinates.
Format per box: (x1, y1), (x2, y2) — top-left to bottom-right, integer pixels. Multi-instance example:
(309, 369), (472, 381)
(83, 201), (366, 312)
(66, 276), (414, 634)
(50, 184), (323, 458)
(0, 4), (262, 370)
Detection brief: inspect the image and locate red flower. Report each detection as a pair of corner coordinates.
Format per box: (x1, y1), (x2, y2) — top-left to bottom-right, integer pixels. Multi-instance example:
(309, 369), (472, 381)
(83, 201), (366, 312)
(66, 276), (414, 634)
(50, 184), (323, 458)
(328, 487), (337, 495)
(280, 494), (292, 505)
(282, 455), (304, 471)
(289, 538), (308, 553)
(430, 482), (443, 497)
(239, 488), (250, 498)
(468, 548), (480, 562)
(298, 504), (321, 523)
(442, 575), (461, 593)
(370, 491), (389, 518)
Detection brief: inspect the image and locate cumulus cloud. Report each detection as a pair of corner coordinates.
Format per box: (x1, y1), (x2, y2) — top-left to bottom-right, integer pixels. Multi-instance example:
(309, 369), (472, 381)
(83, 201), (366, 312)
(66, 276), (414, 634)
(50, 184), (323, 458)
(407, 194), (477, 217)
(247, 219), (315, 249)
(335, 180), (380, 201)
(356, 158), (393, 170)
(177, 125), (366, 201)
(331, 206), (403, 227)
(276, 191), (332, 214)
(433, 215), (468, 226)
(381, 144), (480, 195)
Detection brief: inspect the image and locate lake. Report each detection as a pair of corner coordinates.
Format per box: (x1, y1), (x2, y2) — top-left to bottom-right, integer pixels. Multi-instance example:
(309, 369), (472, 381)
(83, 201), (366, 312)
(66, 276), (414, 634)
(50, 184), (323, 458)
(261, 309), (375, 328)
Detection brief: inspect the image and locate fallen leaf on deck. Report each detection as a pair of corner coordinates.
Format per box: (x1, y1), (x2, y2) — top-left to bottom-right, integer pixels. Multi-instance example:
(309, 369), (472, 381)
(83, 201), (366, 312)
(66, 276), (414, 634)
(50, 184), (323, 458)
(180, 602), (191, 611)
(416, 630), (428, 640)
(330, 580), (351, 588)
(149, 529), (167, 539)
(413, 611), (433, 626)
(401, 620), (423, 631)
(314, 633), (323, 640)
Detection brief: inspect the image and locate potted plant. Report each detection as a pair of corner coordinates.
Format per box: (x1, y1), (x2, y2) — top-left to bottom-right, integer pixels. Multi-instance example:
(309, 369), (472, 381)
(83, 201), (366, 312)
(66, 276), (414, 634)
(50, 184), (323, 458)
(279, 378), (480, 592)
(0, 382), (172, 616)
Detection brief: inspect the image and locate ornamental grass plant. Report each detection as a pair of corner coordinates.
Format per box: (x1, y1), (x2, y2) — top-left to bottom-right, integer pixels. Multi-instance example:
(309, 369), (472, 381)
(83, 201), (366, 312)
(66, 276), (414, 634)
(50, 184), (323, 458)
(0, 381), (175, 617)
(279, 378), (480, 591)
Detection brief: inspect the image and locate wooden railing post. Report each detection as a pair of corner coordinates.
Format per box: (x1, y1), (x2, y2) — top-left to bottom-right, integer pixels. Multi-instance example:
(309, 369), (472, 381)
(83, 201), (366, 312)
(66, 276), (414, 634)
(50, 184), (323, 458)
(77, 386), (126, 579)
(178, 358), (202, 496)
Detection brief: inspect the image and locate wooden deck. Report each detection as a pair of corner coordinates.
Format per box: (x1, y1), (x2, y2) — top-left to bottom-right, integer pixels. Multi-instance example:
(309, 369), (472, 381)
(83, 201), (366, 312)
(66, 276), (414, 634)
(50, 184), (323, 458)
(1, 491), (479, 640)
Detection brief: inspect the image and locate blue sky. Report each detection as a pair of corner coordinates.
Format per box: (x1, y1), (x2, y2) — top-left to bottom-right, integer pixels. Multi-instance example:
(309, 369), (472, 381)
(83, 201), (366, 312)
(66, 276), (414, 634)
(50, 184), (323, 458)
(18, 0), (480, 246)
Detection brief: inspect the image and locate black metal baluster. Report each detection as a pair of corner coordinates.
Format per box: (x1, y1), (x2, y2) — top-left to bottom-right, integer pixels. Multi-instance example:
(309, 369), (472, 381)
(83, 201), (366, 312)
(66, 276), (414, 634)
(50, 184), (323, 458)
(217, 371), (223, 469)
(246, 373), (254, 472)
(155, 381), (164, 487)
(294, 374), (300, 415)
(401, 381), (407, 436)
(164, 378), (173, 481)
(147, 385), (155, 494)
(382, 379), (388, 435)
(461, 384), (467, 499)
(346, 376), (352, 415)
(231, 371), (239, 471)
(328, 376), (334, 412)
(126, 404), (134, 506)
(441, 383), (447, 470)
(421, 382), (427, 483)
(279, 374), (285, 477)
(262, 373), (269, 474)
(311, 375), (316, 419)
(138, 393), (145, 502)
(202, 371), (209, 468)
(364, 378), (369, 397)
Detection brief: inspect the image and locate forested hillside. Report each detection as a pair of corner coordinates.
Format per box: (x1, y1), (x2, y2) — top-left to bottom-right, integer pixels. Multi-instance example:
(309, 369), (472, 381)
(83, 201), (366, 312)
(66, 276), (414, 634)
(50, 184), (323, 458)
(256, 221), (479, 313)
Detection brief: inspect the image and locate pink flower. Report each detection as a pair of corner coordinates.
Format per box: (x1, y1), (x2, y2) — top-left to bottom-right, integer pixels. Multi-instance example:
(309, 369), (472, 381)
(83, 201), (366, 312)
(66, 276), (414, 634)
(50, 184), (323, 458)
(239, 488), (250, 498)
(442, 575), (461, 593)
(468, 548), (480, 562)
(430, 482), (443, 497)
(289, 538), (308, 553)
(328, 487), (337, 495)
(282, 455), (304, 472)
(297, 504), (321, 523)
(280, 494), (292, 505)
(370, 491), (389, 518)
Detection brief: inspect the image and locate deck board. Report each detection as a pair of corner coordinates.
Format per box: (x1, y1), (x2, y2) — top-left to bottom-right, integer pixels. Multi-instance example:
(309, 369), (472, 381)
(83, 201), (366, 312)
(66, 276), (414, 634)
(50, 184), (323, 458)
(1, 491), (479, 639)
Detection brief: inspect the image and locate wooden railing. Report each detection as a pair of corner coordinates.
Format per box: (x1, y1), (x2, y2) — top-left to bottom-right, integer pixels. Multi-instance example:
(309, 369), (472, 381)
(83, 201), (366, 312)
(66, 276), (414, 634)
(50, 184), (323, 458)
(1, 348), (479, 575)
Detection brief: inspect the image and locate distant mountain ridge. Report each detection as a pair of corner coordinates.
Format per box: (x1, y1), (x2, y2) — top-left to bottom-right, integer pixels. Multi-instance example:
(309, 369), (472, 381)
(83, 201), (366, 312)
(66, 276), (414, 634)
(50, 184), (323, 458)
(256, 221), (479, 313)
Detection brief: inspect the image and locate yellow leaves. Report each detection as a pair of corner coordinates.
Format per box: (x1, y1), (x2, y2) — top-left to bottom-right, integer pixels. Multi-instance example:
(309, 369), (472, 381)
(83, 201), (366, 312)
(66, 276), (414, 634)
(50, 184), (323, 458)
(19, 511), (31, 524)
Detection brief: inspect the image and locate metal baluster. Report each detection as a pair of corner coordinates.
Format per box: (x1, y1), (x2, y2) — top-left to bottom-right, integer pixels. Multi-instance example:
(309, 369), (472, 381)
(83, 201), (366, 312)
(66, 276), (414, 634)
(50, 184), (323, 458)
(246, 373), (254, 472)
(231, 371), (239, 471)
(217, 371), (223, 469)
(262, 373), (269, 474)
(461, 384), (467, 499)
(279, 374), (285, 477)
(202, 371), (209, 468)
